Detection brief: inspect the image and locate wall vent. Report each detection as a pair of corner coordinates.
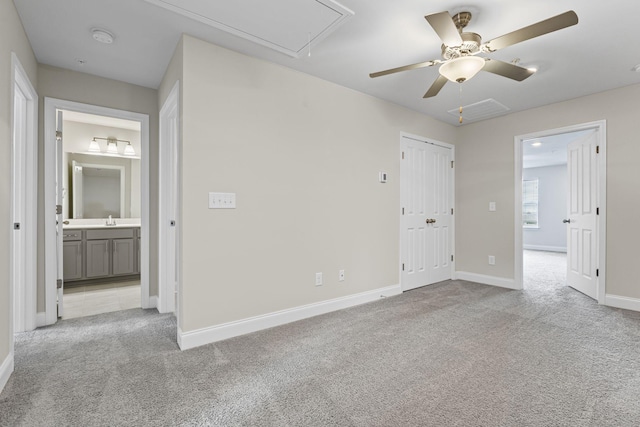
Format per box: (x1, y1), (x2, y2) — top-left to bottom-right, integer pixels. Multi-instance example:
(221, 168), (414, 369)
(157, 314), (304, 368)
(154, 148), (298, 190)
(448, 98), (511, 123)
(144, 0), (354, 58)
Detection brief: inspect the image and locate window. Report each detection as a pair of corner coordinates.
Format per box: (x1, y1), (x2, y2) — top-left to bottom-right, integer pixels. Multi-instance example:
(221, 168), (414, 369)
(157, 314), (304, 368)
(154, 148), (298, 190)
(523, 179), (539, 228)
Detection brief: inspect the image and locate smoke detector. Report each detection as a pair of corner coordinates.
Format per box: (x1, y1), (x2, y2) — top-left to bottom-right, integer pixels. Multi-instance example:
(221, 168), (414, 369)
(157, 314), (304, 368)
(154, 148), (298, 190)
(91, 28), (114, 44)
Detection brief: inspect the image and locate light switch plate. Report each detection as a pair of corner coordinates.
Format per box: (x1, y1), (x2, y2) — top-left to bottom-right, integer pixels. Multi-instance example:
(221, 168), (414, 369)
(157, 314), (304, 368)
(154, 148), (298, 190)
(209, 192), (236, 209)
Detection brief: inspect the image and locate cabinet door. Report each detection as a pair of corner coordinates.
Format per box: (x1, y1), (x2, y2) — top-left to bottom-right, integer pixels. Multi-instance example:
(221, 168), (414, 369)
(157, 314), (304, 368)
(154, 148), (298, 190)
(63, 241), (83, 280)
(86, 239), (110, 278)
(113, 238), (135, 276)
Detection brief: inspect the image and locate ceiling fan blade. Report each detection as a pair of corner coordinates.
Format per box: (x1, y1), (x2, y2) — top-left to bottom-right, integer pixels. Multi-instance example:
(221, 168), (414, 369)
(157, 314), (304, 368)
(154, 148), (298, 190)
(482, 59), (535, 81)
(425, 11), (463, 47)
(370, 60), (438, 78)
(484, 10), (578, 52)
(423, 75), (448, 98)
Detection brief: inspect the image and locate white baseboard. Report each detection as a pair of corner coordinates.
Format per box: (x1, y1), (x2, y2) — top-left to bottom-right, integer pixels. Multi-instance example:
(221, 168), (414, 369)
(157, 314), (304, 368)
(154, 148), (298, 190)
(0, 352), (14, 395)
(36, 312), (47, 327)
(604, 294), (640, 312)
(141, 295), (157, 310)
(523, 245), (567, 253)
(455, 271), (520, 290)
(178, 284), (402, 350)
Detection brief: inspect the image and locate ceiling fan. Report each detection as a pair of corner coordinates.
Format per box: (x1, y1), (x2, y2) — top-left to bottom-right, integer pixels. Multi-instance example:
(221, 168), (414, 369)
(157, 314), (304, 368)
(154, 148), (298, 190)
(369, 10), (578, 99)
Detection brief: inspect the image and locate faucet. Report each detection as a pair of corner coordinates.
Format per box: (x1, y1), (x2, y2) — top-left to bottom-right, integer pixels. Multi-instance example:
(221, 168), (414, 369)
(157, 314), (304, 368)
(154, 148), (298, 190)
(106, 215), (116, 226)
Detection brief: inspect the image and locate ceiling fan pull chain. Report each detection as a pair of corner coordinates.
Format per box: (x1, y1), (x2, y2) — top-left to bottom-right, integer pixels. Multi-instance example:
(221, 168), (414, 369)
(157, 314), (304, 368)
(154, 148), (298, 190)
(459, 83), (463, 124)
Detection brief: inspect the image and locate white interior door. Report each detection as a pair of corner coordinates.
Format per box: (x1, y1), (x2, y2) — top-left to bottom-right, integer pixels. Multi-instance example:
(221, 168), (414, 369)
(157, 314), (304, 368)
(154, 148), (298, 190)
(12, 81), (27, 332)
(159, 83), (179, 314)
(566, 130), (598, 299)
(56, 110), (64, 317)
(401, 135), (453, 291)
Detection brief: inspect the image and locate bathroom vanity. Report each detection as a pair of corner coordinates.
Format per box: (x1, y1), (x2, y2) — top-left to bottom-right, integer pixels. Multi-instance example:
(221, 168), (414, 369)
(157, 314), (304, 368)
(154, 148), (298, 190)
(63, 224), (141, 284)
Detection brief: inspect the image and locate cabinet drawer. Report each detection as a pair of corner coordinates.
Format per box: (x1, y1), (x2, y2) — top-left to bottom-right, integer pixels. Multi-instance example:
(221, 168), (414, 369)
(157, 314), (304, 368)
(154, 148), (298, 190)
(86, 228), (134, 240)
(62, 230), (82, 241)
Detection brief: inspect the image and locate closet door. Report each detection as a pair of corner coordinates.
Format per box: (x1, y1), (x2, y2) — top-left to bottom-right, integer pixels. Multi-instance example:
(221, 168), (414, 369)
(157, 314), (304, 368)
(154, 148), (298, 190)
(400, 135), (453, 291)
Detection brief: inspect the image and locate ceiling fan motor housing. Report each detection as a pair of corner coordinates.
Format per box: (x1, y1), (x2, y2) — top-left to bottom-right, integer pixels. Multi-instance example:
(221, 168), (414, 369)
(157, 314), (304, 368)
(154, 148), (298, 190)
(441, 32), (481, 59)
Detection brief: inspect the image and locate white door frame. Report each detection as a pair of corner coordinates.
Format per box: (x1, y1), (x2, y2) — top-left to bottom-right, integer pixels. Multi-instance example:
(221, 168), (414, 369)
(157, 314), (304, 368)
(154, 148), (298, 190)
(10, 53), (38, 335)
(399, 131), (456, 291)
(514, 120), (607, 302)
(158, 82), (180, 314)
(44, 98), (152, 325)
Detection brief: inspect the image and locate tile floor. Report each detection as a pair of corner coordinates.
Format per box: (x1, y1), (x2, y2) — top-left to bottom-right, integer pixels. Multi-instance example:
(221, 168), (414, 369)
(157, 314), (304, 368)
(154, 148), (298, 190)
(62, 280), (141, 320)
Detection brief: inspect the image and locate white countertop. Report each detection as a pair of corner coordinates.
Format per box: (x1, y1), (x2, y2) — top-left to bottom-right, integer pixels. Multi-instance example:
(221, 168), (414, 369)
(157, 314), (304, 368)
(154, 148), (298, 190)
(63, 218), (141, 230)
(63, 223), (140, 230)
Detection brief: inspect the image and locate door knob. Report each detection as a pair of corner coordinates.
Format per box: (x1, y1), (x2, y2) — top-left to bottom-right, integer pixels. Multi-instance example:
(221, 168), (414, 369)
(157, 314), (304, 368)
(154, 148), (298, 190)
(562, 219), (571, 223)
(425, 218), (437, 224)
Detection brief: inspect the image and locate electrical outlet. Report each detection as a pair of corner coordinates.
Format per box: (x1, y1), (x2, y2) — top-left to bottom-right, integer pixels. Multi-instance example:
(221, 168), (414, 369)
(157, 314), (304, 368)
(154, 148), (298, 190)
(488, 255), (495, 265)
(339, 269), (345, 281)
(315, 272), (323, 286)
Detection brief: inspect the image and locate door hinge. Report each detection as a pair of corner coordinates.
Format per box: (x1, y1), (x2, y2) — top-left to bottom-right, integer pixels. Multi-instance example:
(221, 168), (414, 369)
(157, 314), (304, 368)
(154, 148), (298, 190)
(56, 279), (63, 289)
(451, 208), (454, 215)
(451, 160), (454, 168)
(402, 207), (405, 215)
(56, 204), (62, 215)
(596, 269), (599, 277)
(596, 207), (599, 215)
(402, 263), (405, 271)
(596, 145), (600, 154)
(56, 130), (62, 141)
(451, 255), (454, 262)
(402, 151), (405, 160)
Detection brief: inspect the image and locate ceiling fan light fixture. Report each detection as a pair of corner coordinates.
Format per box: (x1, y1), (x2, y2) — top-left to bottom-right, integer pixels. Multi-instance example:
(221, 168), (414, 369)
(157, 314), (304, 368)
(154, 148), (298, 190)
(439, 56), (485, 83)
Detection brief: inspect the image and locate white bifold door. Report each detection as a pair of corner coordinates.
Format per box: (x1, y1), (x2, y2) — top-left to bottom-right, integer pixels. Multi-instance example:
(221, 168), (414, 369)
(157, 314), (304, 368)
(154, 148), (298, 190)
(400, 135), (453, 292)
(566, 130), (599, 299)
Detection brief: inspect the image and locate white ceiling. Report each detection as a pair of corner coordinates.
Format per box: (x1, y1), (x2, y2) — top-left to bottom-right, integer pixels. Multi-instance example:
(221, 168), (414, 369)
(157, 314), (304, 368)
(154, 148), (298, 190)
(522, 129), (592, 169)
(14, 0), (640, 126)
(63, 111), (141, 131)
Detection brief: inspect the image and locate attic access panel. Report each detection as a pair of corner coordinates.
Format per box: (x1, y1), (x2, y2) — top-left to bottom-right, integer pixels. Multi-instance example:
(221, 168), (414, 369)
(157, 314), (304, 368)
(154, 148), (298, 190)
(144, 0), (354, 58)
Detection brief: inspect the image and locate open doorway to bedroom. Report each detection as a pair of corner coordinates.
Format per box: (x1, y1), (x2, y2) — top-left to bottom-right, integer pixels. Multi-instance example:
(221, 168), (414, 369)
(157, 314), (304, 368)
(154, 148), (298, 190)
(516, 122), (606, 301)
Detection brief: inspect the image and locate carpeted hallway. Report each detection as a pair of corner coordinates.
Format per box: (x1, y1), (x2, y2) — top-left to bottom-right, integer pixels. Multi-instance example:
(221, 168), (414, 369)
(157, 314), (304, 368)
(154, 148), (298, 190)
(2, 261), (640, 426)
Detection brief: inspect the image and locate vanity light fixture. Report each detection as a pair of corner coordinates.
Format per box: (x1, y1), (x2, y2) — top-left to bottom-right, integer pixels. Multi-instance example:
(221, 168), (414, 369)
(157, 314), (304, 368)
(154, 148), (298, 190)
(89, 136), (134, 156)
(87, 138), (101, 152)
(123, 141), (136, 156)
(106, 138), (118, 154)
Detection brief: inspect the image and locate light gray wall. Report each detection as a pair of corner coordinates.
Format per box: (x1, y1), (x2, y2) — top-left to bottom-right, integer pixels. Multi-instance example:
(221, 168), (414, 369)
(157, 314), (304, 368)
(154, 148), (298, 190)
(177, 35), (456, 332)
(0, 0), (38, 373)
(523, 165), (567, 251)
(456, 83), (640, 299)
(37, 65), (159, 311)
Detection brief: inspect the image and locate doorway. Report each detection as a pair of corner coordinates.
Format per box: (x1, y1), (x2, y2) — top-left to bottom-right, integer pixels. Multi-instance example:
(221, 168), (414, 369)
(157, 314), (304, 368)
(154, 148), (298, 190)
(44, 98), (151, 325)
(400, 132), (455, 292)
(515, 121), (606, 302)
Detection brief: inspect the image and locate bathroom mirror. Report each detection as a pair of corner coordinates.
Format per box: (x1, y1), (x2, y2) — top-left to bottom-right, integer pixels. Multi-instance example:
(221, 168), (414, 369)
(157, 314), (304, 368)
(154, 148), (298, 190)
(72, 161), (125, 218)
(64, 153), (141, 220)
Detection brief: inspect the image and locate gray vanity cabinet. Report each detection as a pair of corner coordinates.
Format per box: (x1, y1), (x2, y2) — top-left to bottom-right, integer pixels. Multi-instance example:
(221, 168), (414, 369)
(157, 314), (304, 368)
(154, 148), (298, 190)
(86, 239), (110, 278)
(63, 227), (140, 283)
(113, 238), (135, 275)
(62, 230), (83, 280)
